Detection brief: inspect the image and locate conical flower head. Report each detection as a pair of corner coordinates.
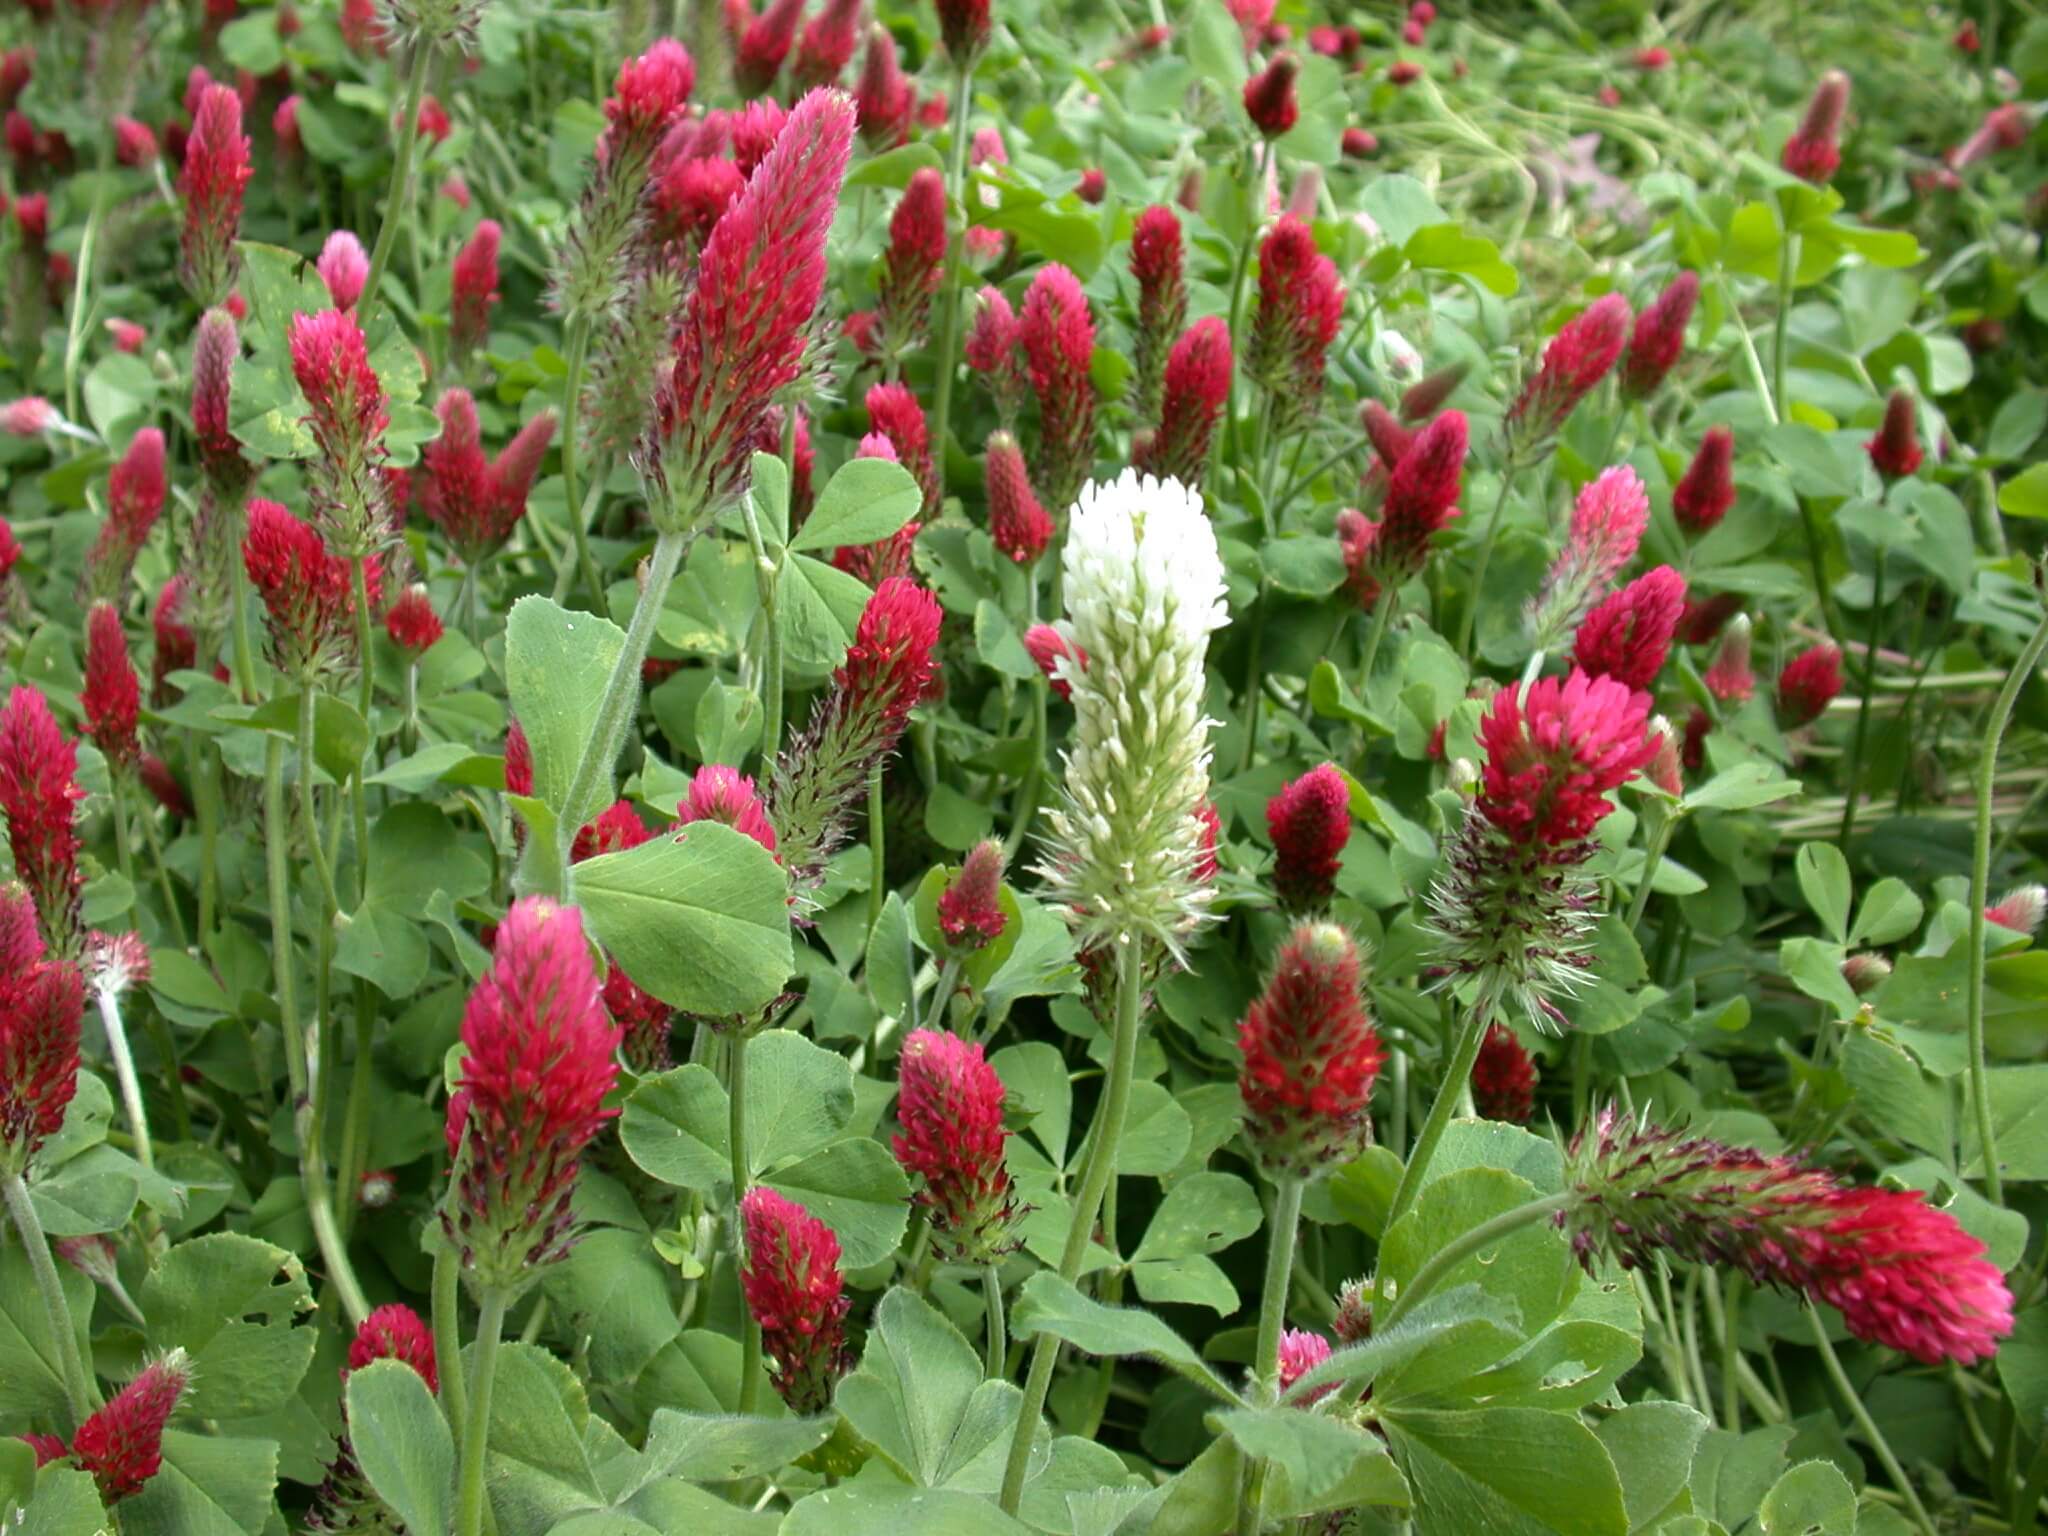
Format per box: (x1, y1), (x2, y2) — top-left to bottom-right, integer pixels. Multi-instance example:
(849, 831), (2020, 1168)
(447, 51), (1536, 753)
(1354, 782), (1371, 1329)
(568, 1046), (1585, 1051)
(1527, 465), (1650, 649)
(1265, 763), (1350, 914)
(346, 1303), (439, 1392)
(0, 688), (85, 954)
(1246, 216), (1343, 434)
(1673, 425), (1734, 535)
(450, 219), (501, 364)
(1988, 885), (2048, 937)
(1134, 316), (1232, 491)
(1243, 52), (1299, 137)
(0, 888), (84, 1174)
(875, 167), (947, 359)
(1777, 643), (1842, 727)
(1782, 70), (1849, 184)
(1024, 623), (1084, 700)
(740, 1187), (851, 1413)
(853, 24), (912, 147)
(1572, 565), (1686, 691)
(72, 1349), (191, 1502)
(178, 83), (251, 305)
(191, 307), (251, 497)
(1472, 1022), (1536, 1122)
(1036, 471), (1227, 958)
(151, 576), (196, 704)
(933, 0), (990, 62)
(384, 586), (444, 655)
(290, 308), (391, 554)
(793, 0), (862, 86)
(937, 839), (1007, 951)
(1400, 362), (1468, 421)
(735, 0), (804, 93)
(893, 1027), (1018, 1261)
(604, 37), (694, 151)
(1478, 669), (1656, 847)
(82, 602), (141, 771)
(1563, 1106), (2011, 1365)
(1867, 389), (1922, 480)
(965, 285), (1028, 427)
(1238, 922), (1385, 1179)
(654, 88), (854, 533)
(83, 427), (166, 601)
(985, 430), (1052, 564)
(442, 896), (622, 1291)
(1506, 293), (1631, 454)
(1018, 262), (1099, 512)
(420, 387), (497, 556)
(317, 230), (369, 310)
(1129, 204), (1186, 426)
(1618, 270), (1698, 400)
(242, 499), (367, 675)
(1358, 408), (1467, 588)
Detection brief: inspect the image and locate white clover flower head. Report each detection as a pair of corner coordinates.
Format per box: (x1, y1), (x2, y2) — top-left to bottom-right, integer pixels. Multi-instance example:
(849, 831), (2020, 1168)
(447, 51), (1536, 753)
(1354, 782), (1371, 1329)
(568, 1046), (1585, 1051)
(1035, 470), (1228, 960)
(1374, 328), (1423, 383)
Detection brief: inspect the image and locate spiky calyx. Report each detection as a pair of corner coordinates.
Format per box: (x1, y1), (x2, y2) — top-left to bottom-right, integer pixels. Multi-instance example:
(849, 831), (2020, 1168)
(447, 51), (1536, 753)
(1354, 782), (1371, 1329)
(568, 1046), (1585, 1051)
(1505, 293), (1631, 457)
(1128, 204), (1186, 427)
(1526, 466), (1650, 650)
(177, 84), (251, 305)
(1245, 217), (1342, 437)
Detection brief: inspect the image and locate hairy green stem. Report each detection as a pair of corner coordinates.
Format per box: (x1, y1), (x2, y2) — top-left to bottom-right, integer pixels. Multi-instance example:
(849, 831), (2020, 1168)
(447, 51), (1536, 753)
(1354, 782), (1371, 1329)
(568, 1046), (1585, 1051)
(1968, 588), (2048, 1206)
(1716, 271), (1780, 427)
(1837, 548), (1886, 851)
(1237, 1178), (1305, 1535)
(1000, 936), (1145, 1513)
(433, 1243), (469, 1440)
(866, 772), (887, 943)
(1377, 985), (1500, 1287)
(3, 1172), (96, 1428)
(926, 57), (977, 501)
(739, 481), (783, 770)
(1807, 1308), (1937, 1536)
(1624, 805), (1677, 934)
(456, 1288), (508, 1536)
(1772, 228), (1798, 430)
(729, 1036), (763, 1414)
(1358, 591), (1397, 687)
(94, 985), (153, 1174)
(924, 956), (963, 1035)
(983, 1265), (1007, 1381)
(555, 529), (687, 880)
(358, 41), (435, 326)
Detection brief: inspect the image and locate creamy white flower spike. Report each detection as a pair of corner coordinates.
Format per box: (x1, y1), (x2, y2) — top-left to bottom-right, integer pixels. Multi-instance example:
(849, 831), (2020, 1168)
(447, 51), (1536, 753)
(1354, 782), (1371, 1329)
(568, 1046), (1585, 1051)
(1035, 470), (1228, 959)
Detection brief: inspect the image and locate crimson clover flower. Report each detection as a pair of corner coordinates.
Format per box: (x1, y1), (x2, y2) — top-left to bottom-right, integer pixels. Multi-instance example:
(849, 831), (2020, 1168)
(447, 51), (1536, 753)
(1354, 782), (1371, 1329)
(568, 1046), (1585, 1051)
(893, 1027), (1020, 1263)
(1238, 923), (1385, 1179)
(1265, 765), (1350, 915)
(739, 1187), (852, 1413)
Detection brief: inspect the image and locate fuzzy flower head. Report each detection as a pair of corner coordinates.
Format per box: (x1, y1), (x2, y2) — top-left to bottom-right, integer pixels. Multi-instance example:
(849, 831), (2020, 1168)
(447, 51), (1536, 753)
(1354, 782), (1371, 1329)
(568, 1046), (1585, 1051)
(1238, 923), (1385, 1179)
(1572, 565), (1686, 692)
(653, 88), (854, 534)
(1246, 216), (1343, 435)
(1619, 271), (1698, 400)
(178, 83), (251, 305)
(1018, 263), (1100, 514)
(1564, 1106), (2012, 1365)
(82, 602), (142, 771)
(937, 839), (1007, 952)
(290, 308), (391, 554)
(1472, 1022), (1536, 1122)
(0, 887), (84, 1174)
(1133, 316), (1232, 492)
(1277, 1330), (1334, 1402)
(604, 38), (695, 157)
(1867, 389), (1922, 481)
(736, 0), (805, 93)
(985, 430), (1053, 564)
(893, 1027), (1018, 1261)
(1988, 885), (2047, 937)
(1777, 643), (1842, 728)
(933, 0), (991, 61)
(965, 286), (1028, 427)
(317, 230), (370, 310)
(346, 1304), (438, 1392)
(71, 1349), (191, 1502)
(450, 219), (501, 365)
(1036, 471), (1227, 958)
(1478, 669), (1656, 846)
(1346, 409), (1467, 599)
(1266, 764), (1350, 915)
(418, 389), (561, 562)
(0, 688), (86, 955)
(854, 24), (913, 147)
(84, 427), (167, 601)
(1527, 466), (1651, 649)
(1701, 611), (1756, 703)
(1243, 52), (1299, 138)
(1783, 70), (1849, 185)
(1129, 204), (1187, 426)
(677, 764), (779, 855)
(865, 382), (938, 518)
(1673, 426), (1735, 536)
(241, 499), (366, 675)
(1024, 623), (1084, 700)
(191, 307), (251, 498)
(793, 0), (863, 87)
(740, 1187), (852, 1413)
(874, 167), (948, 362)
(1506, 294), (1631, 456)
(443, 897), (621, 1292)
(384, 586), (444, 656)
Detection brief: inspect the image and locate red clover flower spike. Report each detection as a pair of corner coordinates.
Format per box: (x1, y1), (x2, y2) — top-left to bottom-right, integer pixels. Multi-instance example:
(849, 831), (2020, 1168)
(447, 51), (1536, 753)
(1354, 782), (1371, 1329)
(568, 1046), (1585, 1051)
(893, 1027), (1020, 1262)
(984, 431), (1053, 564)
(1777, 643), (1843, 728)
(1129, 204), (1186, 427)
(1867, 389), (1923, 481)
(289, 307), (391, 554)
(0, 885), (85, 1174)
(82, 602), (142, 772)
(1572, 565), (1687, 692)
(1134, 316), (1233, 492)
(71, 1350), (192, 1503)
(739, 1187), (852, 1413)
(1265, 764), (1350, 915)
(1505, 293), (1631, 457)
(177, 83), (251, 305)
(1527, 465), (1650, 650)
(1564, 1106), (2011, 1366)
(1243, 52), (1300, 138)
(875, 167), (947, 362)
(1017, 262), (1099, 514)
(1618, 270), (1698, 400)
(1472, 1023), (1537, 1123)
(449, 219), (501, 366)
(932, 0), (991, 63)
(442, 896), (621, 1293)
(242, 499), (373, 675)
(1339, 408), (1467, 605)
(1246, 216), (1343, 436)
(84, 426), (167, 600)
(0, 688), (87, 956)
(1673, 426), (1735, 535)
(1783, 70), (1849, 185)
(1237, 922), (1385, 1179)
(654, 88), (855, 533)
(937, 840), (1008, 952)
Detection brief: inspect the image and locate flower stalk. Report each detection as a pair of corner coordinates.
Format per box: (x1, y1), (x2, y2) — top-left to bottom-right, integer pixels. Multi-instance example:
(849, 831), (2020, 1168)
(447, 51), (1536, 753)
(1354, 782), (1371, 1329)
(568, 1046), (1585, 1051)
(1236, 1176), (1304, 1535)
(3, 1170), (95, 1428)
(926, 56), (978, 500)
(728, 1035), (763, 1414)
(359, 42), (437, 326)
(454, 1289), (507, 1536)
(94, 984), (152, 1174)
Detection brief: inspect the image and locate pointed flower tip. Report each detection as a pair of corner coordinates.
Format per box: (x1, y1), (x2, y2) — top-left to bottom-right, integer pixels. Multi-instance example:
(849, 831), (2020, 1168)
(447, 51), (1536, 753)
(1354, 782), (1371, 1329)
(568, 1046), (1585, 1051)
(1266, 764), (1351, 915)
(937, 840), (1008, 950)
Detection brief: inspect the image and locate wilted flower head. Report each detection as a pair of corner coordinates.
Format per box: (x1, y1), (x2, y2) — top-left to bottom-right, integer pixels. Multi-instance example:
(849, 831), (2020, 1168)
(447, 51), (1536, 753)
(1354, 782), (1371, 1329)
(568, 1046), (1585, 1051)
(1782, 70), (1849, 184)
(1018, 262), (1100, 513)
(985, 430), (1053, 564)
(1266, 764), (1350, 914)
(1133, 316), (1232, 491)
(1572, 565), (1686, 691)
(1238, 923), (1385, 1178)
(1246, 216), (1343, 434)
(1036, 471), (1228, 958)
(442, 897), (622, 1292)
(1505, 293), (1631, 455)
(71, 1350), (192, 1502)
(893, 1027), (1018, 1261)
(1987, 885), (2047, 937)
(316, 230), (370, 309)
(1527, 466), (1650, 649)
(82, 603), (142, 771)
(177, 84), (252, 305)
(677, 763), (779, 854)
(0, 689), (86, 955)
(653, 88), (854, 533)
(740, 1187), (852, 1413)
(1564, 1106), (2011, 1365)
(1618, 271), (1698, 400)
(1777, 643), (1842, 727)
(1243, 52), (1300, 138)
(1673, 426), (1735, 536)
(1867, 389), (1922, 481)
(84, 427), (167, 600)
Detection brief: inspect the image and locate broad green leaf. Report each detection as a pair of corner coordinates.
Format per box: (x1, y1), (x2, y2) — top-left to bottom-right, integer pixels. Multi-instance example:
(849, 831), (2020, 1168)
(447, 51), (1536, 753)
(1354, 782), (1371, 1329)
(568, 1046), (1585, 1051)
(504, 595), (629, 831)
(782, 1484), (1035, 1535)
(1130, 1171), (1262, 1314)
(140, 1234), (316, 1420)
(760, 1138), (910, 1270)
(1361, 174), (1448, 248)
(788, 458), (923, 553)
(1384, 1406), (1628, 1536)
(7, 1465), (106, 1535)
(1378, 1166), (1575, 1348)
(540, 1229), (682, 1383)
(1219, 1407), (1385, 1506)
(120, 1431), (279, 1536)
(346, 1361), (454, 1536)
(336, 803), (492, 996)
(1595, 1401), (1709, 1532)
(636, 1409), (832, 1485)
(1999, 462), (2048, 520)
(845, 142), (945, 190)
(0, 1234), (94, 1428)
(573, 823), (794, 1017)
(1009, 1271), (1243, 1404)
(1758, 1460), (1856, 1536)
(1850, 878), (1924, 946)
(777, 552), (874, 671)
(1795, 842), (1852, 941)
(835, 1288), (1016, 1488)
